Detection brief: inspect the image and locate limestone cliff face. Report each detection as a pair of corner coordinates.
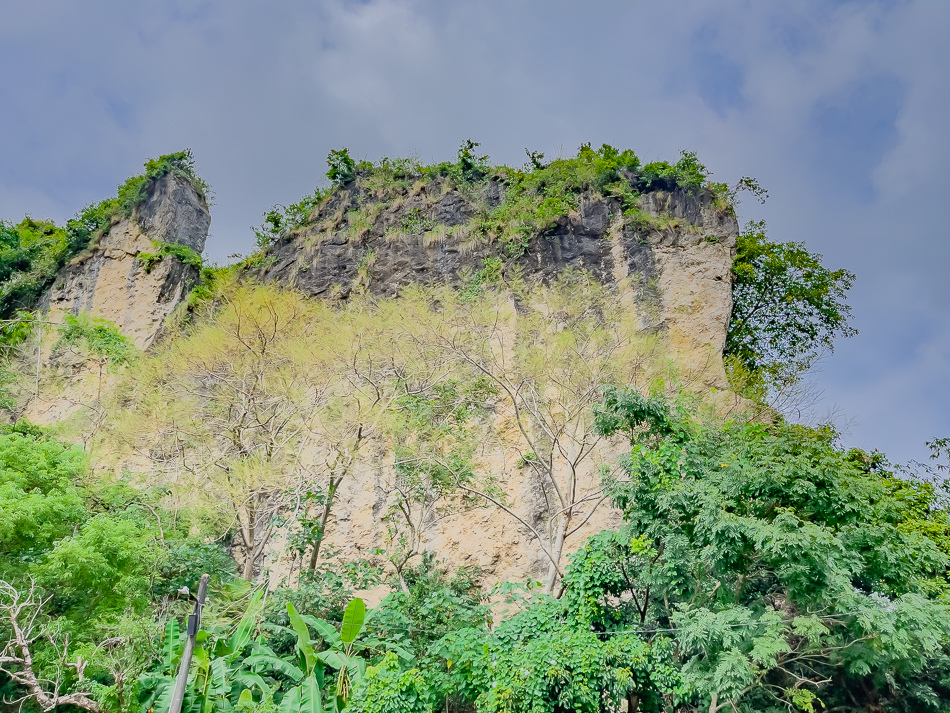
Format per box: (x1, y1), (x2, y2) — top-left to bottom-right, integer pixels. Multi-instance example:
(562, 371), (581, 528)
(247, 180), (740, 591)
(39, 171), (210, 350)
(256, 180), (737, 387)
(26, 165), (740, 591)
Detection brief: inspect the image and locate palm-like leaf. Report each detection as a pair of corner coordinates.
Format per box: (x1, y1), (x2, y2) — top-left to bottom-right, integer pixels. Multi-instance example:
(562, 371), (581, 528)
(242, 654), (304, 682)
(229, 590), (264, 661)
(300, 675), (324, 713)
(287, 602), (317, 676)
(340, 599), (365, 645)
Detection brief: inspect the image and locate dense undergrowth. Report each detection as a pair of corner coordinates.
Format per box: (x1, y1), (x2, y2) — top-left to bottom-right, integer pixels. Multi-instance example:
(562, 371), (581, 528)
(2, 386), (950, 712)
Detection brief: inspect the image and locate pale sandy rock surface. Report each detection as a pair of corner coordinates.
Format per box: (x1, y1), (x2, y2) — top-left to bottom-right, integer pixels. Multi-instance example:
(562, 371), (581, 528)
(22, 172), (209, 426)
(23, 175), (742, 594)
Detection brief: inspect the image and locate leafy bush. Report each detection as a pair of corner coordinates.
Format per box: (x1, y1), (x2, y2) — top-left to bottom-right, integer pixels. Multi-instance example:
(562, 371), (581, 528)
(54, 312), (137, 365)
(0, 217), (75, 318)
(136, 240), (204, 273)
(327, 147), (357, 186)
(253, 186), (333, 248)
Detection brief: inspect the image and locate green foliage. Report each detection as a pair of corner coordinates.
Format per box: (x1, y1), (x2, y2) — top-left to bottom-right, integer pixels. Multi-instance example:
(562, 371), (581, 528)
(638, 150), (709, 193)
(727, 220), (856, 392)
(0, 428), (234, 711)
(0, 217), (76, 318)
(184, 263), (236, 312)
(524, 148), (546, 171)
(370, 552), (490, 658)
(586, 387), (950, 711)
(64, 198), (119, 252)
(0, 430), (88, 579)
(423, 597), (679, 713)
(140, 591), (276, 713)
(346, 653), (435, 713)
(0, 310), (36, 354)
(54, 312), (137, 365)
(398, 208), (434, 235)
(456, 139), (489, 182)
(0, 150), (208, 318)
(327, 148), (357, 187)
(115, 149), (209, 218)
(592, 384), (681, 444)
(253, 142), (722, 269)
(459, 257), (504, 301)
(155, 539), (237, 599)
(254, 187), (333, 248)
(480, 142), (641, 256)
(137, 240), (204, 273)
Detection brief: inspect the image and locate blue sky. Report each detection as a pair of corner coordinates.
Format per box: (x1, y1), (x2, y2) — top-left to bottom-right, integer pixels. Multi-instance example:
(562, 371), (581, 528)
(1, 0), (948, 464)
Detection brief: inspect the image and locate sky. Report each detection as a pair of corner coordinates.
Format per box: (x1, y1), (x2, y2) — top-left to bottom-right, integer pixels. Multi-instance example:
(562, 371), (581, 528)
(1, 0), (947, 464)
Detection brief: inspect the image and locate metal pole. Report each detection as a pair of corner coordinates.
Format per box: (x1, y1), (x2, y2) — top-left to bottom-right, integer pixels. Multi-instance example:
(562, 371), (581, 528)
(168, 574), (209, 713)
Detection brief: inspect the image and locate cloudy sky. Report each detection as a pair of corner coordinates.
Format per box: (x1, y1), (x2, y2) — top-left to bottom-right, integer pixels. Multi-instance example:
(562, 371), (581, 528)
(1, 0), (947, 464)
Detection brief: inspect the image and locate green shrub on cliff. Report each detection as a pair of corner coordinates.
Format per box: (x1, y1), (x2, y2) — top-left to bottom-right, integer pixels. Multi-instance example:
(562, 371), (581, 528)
(115, 149), (210, 217)
(0, 150), (209, 321)
(251, 141), (715, 256)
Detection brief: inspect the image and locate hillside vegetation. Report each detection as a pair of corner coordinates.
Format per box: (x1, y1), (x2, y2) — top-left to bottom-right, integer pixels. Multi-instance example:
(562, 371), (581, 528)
(0, 151), (208, 322)
(1, 145), (944, 713)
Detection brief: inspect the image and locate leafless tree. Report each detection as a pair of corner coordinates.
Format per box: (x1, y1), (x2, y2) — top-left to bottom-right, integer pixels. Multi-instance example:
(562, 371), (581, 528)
(0, 579), (101, 712)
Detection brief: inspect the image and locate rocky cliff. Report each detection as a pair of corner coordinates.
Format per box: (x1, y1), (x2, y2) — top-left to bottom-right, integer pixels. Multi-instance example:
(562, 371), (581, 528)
(19, 150), (743, 592)
(256, 176), (737, 387)
(17, 169), (209, 427)
(237, 169), (741, 589)
(39, 170), (210, 350)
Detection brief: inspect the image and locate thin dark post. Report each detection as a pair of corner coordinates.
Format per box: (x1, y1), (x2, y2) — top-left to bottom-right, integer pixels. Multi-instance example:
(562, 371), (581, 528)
(168, 574), (209, 713)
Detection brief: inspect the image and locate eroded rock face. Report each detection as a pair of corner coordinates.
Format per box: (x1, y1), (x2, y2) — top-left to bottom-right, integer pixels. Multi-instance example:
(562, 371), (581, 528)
(256, 182), (738, 387)
(133, 172), (211, 253)
(39, 172), (210, 350)
(240, 183), (743, 595)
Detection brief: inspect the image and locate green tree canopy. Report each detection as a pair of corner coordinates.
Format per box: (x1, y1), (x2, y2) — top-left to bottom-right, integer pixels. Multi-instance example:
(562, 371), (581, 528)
(726, 221), (856, 392)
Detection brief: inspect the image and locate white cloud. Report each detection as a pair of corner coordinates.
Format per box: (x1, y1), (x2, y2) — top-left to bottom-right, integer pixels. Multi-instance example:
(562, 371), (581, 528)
(0, 0), (947, 460)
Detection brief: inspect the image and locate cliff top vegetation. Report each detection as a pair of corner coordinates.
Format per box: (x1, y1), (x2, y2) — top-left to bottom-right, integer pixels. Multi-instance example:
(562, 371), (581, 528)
(253, 141), (742, 259)
(0, 150), (208, 321)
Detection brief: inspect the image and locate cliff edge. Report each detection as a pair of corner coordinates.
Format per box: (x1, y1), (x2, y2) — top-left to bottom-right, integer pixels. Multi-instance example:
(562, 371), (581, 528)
(39, 170), (210, 350)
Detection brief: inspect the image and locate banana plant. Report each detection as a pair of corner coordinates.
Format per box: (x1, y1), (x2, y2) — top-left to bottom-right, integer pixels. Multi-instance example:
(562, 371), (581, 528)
(283, 597), (403, 712)
(141, 590), (274, 713)
(327, 598), (365, 707)
(280, 601), (326, 713)
(139, 617), (188, 713)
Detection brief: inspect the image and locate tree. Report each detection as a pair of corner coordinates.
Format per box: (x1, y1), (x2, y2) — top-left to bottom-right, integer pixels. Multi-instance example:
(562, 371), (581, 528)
(382, 375), (495, 589)
(0, 426), (219, 712)
(726, 220), (856, 393)
(419, 277), (665, 593)
(584, 387), (950, 712)
(0, 579), (102, 712)
(113, 283), (340, 580)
